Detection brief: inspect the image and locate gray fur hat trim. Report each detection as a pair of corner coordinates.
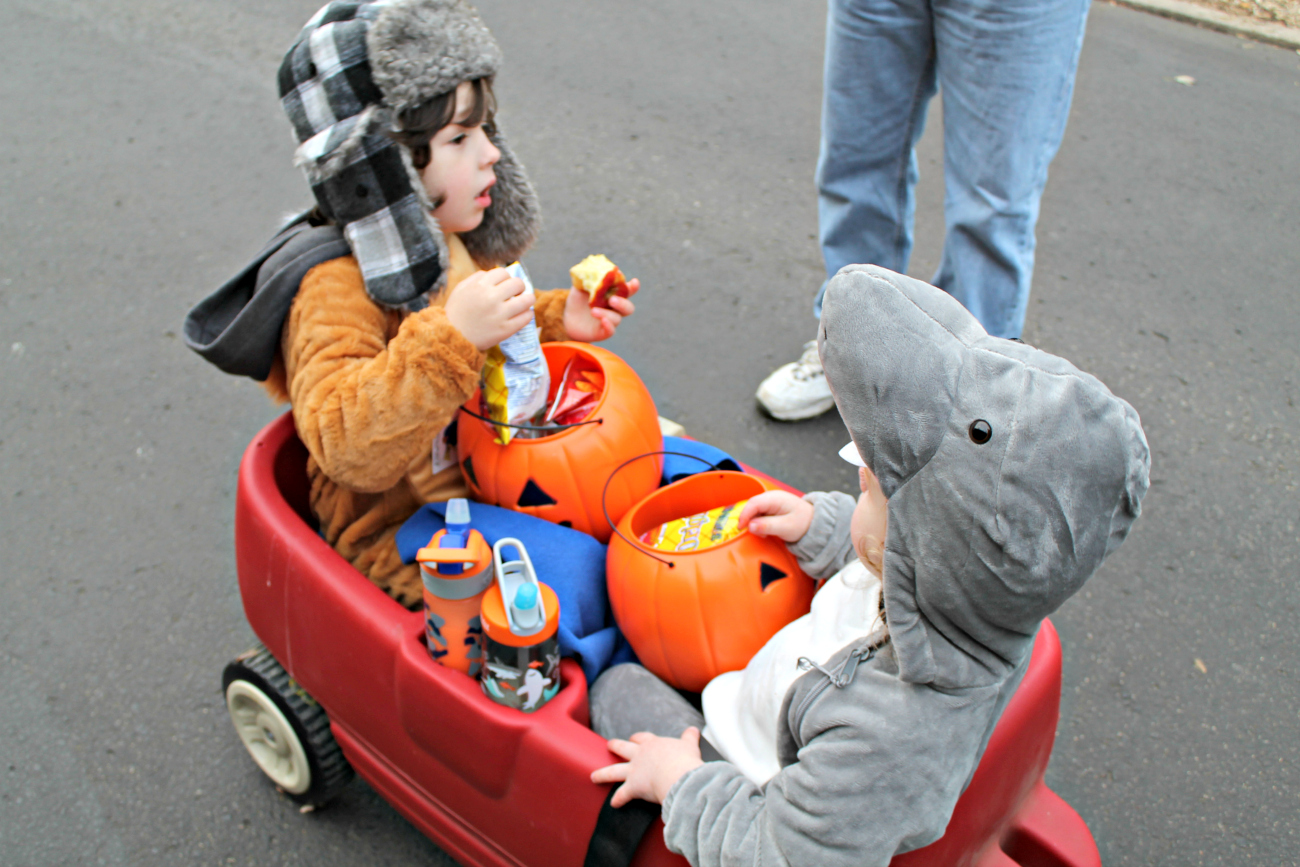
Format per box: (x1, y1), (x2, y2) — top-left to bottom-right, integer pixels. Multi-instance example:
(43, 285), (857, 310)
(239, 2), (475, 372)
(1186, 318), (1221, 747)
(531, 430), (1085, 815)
(819, 265), (1150, 689)
(279, 0), (540, 310)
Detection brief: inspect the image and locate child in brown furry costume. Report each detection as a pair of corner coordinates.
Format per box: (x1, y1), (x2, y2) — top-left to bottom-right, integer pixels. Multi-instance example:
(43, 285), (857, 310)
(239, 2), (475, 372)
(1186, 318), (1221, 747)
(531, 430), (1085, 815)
(190, 1), (636, 607)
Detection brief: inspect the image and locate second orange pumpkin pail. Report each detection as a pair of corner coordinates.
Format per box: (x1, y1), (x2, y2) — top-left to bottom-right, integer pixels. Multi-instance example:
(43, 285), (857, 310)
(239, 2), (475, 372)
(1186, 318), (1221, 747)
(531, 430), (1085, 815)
(606, 471), (815, 692)
(457, 342), (663, 542)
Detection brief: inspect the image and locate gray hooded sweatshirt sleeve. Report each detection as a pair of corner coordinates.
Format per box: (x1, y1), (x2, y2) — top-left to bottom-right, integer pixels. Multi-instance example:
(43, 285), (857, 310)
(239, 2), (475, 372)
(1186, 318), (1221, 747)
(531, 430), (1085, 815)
(660, 265), (1149, 867)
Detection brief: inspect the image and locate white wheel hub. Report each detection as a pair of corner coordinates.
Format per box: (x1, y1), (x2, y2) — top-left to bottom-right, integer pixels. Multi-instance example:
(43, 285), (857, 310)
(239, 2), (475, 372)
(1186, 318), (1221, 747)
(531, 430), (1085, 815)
(226, 680), (312, 794)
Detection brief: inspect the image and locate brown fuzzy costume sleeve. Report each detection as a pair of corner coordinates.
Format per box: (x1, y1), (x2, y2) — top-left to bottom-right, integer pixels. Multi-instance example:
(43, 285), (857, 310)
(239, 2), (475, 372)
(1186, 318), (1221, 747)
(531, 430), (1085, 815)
(284, 257), (486, 493)
(534, 288), (570, 343)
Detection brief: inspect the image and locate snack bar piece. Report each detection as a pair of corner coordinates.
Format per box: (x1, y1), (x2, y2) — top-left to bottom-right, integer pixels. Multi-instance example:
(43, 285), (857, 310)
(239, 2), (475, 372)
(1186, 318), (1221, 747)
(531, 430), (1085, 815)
(570, 254), (630, 310)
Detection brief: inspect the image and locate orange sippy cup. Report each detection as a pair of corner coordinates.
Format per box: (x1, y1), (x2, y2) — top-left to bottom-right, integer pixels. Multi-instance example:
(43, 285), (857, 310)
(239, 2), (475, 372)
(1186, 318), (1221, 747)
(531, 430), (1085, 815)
(416, 499), (493, 676)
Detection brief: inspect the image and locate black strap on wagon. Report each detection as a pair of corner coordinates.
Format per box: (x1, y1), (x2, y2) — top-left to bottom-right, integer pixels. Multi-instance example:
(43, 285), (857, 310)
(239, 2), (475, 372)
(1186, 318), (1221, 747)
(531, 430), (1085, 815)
(583, 790), (660, 867)
(583, 735), (727, 866)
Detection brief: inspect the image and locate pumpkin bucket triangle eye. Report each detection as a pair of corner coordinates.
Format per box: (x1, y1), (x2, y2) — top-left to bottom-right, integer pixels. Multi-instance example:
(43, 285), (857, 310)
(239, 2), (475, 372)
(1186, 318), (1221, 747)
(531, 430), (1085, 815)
(759, 562), (787, 590)
(517, 479), (557, 508)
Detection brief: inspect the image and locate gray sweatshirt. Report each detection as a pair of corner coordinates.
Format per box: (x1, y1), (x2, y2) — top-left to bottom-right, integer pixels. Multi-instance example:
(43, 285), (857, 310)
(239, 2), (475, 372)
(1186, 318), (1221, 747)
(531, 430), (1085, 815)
(661, 264), (1149, 867)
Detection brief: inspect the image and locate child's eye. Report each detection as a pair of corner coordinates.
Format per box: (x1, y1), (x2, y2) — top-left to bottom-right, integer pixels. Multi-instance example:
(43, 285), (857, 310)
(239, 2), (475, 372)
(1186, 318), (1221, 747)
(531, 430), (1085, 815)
(449, 133), (466, 145)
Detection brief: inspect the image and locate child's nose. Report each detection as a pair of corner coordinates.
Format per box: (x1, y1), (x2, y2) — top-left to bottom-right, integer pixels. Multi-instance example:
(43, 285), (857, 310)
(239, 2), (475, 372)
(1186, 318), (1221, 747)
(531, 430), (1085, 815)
(481, 135), (500, 168)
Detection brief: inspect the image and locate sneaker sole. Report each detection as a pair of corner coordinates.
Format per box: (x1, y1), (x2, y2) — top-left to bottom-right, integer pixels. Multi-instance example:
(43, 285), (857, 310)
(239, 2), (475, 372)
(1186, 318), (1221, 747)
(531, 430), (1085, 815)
(756, 395), (836, 422)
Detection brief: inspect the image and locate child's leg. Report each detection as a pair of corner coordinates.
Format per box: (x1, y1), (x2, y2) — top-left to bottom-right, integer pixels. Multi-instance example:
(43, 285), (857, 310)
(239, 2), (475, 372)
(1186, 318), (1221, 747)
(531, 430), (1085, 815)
(589, 663), (704, 741)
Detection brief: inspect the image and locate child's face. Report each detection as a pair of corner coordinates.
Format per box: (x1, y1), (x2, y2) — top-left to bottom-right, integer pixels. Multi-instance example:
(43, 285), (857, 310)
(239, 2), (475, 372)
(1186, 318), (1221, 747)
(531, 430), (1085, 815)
(421, 81), (501, 234)
(850, 465), (888, 569)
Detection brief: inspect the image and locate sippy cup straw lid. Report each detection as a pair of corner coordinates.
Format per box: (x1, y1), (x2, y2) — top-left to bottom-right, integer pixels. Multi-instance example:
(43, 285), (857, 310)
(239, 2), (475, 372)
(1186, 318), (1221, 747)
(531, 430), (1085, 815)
(482, 538), (560, 646)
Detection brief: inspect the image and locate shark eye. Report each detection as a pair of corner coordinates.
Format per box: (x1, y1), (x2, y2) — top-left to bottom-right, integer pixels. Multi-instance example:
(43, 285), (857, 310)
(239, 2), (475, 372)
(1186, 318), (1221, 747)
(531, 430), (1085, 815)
(968, 419), (992, 445)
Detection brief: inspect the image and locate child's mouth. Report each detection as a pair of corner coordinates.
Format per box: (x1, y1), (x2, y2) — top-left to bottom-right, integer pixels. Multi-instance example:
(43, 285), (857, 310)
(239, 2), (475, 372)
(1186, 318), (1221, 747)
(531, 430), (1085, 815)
(475, 180), (495, 209)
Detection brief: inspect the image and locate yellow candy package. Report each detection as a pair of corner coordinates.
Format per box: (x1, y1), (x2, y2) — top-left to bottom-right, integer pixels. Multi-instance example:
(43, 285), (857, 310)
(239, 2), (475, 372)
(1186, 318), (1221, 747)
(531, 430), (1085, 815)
(639, 500), (749, 553)
(480, 261), (550, 445)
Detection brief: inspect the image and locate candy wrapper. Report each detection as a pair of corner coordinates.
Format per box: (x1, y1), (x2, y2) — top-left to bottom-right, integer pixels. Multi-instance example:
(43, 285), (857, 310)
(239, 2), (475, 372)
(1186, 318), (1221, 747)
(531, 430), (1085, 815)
(542, 355), (604, 428)
(640, 500), (750, 553)
(481, 262), (550, 445)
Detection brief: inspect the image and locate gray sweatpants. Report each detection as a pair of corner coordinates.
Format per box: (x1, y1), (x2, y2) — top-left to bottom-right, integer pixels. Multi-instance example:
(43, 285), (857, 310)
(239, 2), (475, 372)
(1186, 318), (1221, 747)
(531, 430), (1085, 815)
(588, 663), (724, 762)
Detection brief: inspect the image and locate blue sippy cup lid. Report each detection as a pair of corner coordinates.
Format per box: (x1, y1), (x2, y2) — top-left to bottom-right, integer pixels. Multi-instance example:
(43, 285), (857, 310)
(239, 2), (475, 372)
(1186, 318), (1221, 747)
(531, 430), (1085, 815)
(510, 583), (543, 631)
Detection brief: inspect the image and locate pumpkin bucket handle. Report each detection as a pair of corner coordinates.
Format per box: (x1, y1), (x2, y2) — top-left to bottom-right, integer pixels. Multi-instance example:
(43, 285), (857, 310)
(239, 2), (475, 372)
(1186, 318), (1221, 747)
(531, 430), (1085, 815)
(457, 403), (604, 434)
(600, 451), (730, 568)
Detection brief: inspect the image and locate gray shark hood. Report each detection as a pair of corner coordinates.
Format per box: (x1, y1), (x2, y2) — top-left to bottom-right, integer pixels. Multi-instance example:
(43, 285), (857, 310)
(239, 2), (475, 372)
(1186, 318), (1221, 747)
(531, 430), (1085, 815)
(819, 265), (1150, 689)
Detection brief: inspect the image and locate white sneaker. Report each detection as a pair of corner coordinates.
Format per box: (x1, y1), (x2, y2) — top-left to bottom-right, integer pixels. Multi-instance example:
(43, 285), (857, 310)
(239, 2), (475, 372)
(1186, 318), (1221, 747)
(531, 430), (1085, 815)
(756, 340), (835, 421)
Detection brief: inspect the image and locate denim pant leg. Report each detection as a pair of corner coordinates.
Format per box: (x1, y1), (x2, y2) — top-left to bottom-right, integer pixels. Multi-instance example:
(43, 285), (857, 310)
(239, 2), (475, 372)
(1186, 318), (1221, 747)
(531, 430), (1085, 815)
(814, 0), (937, 319)
(931, 0), (1090, 338)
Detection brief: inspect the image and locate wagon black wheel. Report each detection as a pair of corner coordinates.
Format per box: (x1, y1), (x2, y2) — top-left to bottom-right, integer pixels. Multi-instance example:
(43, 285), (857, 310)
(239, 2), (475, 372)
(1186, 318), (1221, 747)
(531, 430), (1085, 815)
(222, 646), (353, 807)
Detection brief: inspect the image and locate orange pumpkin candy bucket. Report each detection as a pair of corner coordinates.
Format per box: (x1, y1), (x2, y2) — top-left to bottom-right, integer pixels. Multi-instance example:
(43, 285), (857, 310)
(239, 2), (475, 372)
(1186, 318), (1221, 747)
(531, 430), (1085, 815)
(606, 471), (815, 692)
(457, 342), (663, 543)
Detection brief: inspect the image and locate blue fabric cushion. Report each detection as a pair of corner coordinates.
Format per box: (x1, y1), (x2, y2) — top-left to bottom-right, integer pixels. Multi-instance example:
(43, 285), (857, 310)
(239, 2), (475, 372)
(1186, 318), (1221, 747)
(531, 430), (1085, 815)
(660, 436), (740, 484)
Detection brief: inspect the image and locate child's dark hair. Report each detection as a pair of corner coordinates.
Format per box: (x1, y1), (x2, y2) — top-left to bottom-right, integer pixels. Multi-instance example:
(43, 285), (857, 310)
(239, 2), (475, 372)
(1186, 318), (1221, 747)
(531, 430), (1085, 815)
(391, 77), (497, 171)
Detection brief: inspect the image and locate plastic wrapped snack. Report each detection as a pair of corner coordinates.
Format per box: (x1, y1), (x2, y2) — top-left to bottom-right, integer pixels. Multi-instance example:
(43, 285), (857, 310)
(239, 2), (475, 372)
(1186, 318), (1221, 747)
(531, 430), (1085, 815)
(481, 262), (551, 445)
(639, 500), (750, 553)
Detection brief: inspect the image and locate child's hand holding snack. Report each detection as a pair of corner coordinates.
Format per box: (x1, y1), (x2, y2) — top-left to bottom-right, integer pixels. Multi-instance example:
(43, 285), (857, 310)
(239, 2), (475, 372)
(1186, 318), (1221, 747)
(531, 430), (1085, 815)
(444, 268), (536, 351)
(564, 254), (639, 342)
(563, 276), (638, 342)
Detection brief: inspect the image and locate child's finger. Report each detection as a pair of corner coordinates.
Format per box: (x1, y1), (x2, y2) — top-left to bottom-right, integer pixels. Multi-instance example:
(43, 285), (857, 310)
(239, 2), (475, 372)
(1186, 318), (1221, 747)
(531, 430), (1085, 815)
(590, 762), (631, 785)
(606, 295), (635, 317)
(738, 494), (785, 528)
(610, 782), (636, 809)
(500, 292), (535, 319)
(493, 276), (528, 301)
(605, 738), (640, 760)
(594, 308), (621, 334)
(623, 278), (641, 298)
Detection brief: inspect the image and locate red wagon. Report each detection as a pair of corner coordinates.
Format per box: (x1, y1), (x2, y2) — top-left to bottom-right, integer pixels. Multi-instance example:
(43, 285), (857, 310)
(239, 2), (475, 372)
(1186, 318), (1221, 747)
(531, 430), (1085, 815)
(222, 411), (1102, 867)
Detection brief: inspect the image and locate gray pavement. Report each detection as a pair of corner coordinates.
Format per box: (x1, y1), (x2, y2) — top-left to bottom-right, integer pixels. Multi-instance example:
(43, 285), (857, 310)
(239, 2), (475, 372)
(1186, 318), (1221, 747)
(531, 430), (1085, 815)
(1, 1), (1298, 865)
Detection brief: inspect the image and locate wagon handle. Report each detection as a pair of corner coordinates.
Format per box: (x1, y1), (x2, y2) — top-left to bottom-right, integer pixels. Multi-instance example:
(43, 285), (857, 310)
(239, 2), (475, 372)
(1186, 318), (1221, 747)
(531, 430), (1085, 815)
(600, 451), (729, 569)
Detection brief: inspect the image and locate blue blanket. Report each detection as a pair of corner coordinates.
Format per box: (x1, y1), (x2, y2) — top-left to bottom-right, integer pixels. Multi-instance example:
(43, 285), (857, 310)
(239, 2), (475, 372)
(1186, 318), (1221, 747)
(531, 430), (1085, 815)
(398, 436), (741, 684)
(660, 436), (741, 484)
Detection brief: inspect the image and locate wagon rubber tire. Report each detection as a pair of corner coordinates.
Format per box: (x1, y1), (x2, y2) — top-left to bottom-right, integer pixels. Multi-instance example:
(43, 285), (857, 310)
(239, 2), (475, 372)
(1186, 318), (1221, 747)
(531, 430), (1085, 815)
(222, 646), (354, 807)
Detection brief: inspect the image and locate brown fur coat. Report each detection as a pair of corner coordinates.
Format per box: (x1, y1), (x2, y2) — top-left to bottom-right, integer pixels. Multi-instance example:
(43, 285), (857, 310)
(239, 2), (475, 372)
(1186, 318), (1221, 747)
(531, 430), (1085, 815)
(264, 234), (569, 606)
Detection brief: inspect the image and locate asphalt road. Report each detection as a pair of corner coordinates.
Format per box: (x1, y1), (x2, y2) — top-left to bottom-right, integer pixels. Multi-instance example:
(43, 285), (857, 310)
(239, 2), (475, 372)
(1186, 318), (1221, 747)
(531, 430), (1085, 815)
(2, 1), (1297, 865)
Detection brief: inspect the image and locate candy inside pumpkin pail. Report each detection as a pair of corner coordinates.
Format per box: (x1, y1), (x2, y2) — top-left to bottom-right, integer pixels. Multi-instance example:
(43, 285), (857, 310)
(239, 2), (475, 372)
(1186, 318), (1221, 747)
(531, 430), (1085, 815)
(457, 342), (663, 542)
(606, 471), (815, 692)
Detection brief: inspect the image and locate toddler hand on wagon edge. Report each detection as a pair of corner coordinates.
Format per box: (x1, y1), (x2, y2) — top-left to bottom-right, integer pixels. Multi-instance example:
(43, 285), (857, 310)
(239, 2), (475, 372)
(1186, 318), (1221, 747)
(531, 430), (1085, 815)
(591, 726), (705, 808)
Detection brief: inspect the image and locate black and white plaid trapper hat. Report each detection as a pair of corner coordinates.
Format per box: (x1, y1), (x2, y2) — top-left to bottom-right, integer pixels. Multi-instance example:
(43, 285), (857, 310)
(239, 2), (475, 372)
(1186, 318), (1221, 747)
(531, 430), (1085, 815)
(279, 0), (540, 311)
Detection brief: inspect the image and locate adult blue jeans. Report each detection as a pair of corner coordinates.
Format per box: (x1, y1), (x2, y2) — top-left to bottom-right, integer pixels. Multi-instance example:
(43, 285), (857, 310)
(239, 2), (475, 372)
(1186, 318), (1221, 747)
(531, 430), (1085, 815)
(812, 0), (1090, 338)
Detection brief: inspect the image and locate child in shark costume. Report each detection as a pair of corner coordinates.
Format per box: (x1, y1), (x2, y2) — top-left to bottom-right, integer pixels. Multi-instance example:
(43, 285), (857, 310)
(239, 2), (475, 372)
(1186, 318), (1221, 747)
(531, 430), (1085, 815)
(590, 264), (1150, 866)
